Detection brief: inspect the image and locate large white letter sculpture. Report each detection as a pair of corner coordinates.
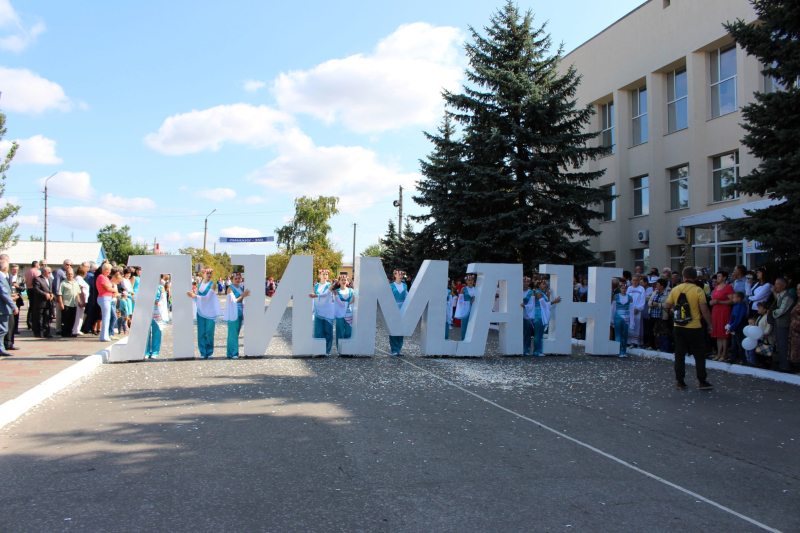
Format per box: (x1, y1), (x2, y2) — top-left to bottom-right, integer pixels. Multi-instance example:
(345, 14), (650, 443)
(109, 255), (195, 362)
(539, 264), (621, 355)
(233, 254), (325, 356)
(340, 258), (458, 356)
(457, 263), (523, 356)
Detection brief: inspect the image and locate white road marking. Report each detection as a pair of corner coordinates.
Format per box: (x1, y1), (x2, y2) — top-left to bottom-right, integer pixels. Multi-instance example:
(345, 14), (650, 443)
(379, 350), (783, 533)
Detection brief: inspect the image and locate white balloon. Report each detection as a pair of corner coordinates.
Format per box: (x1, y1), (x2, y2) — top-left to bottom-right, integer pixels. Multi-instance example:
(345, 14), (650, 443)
(742, 325), (756, 338)
(744, 326), (763, 340)
(741, 337), (758, 351)
(578, 317), (587, 324)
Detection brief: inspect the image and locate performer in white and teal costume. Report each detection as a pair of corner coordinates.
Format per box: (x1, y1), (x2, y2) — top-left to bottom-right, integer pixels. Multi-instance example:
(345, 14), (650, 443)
(455, 275), (476, 341)
(445, 288), (454, 339)
(224, 273), (250, 359)
(520, 277), (535, 355)
(145, 284), (166, 358)
(610, 281), (632, 358)
(389, 270), (407, 355)
(187, 268), (223, 359)
(333, 274), (354, 355)
(523, 280), (551, 356)
(308, 269), (335, 356)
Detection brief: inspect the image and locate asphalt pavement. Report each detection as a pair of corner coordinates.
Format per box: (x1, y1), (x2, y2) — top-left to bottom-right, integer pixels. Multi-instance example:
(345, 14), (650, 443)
(1, 308), (798, 533)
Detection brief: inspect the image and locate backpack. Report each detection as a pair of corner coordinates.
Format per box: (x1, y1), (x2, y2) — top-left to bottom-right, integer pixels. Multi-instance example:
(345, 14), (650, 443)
(673, 287), (693, 326)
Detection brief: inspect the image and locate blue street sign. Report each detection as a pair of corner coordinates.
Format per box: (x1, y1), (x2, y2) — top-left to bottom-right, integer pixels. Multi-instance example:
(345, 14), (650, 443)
(219, 236), (275, 243)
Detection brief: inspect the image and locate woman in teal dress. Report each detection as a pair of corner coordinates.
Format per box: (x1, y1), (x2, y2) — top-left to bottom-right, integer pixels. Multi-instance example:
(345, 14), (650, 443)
(610, 281), (632, 358)
(225, 273), (250, 359)
(389, 270), (407, 355)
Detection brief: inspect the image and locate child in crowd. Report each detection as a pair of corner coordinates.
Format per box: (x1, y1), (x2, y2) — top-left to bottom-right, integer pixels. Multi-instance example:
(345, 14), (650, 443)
(724, 291), (748, 364)
(118, 291), (131, 334)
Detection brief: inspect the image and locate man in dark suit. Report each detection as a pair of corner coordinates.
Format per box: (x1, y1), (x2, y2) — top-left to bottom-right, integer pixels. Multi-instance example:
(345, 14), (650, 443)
(31, 266), (54, 338)
(0, 260), (18, 356)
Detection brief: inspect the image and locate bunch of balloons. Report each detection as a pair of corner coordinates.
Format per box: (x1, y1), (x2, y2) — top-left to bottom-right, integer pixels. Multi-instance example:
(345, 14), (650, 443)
(741, 325), (764, 351)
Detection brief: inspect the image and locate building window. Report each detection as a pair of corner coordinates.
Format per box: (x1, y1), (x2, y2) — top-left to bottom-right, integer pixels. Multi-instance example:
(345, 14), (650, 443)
(669, 165), (689, 210)
(602, 184), (615, 222)
(600, 102), (615, 154)
(764, 61), (799, 93)
(670, 245), (685, 273)
(601, 251), (616, 268)
(633, 176), (649, 216)
(667, 67), (688, 133)
(631, 85), (648, 145)
(712, 151), (739, 202)
(692, 224), (743, 273)
(711, 44), (737, 118)
(634, 248), (650, 272)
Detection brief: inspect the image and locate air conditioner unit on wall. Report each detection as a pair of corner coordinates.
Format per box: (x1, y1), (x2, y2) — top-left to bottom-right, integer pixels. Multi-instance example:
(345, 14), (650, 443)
(676, 226), (687, 239)
(637, 230), (649, 243)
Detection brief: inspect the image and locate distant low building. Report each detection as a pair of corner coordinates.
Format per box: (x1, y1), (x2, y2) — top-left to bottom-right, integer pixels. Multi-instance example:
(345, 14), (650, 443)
(4, 241), (107, 277)
(338, 260), (355, 280)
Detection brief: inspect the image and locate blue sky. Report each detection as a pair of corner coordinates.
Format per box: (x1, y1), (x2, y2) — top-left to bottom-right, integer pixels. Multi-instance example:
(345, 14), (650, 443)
(2, 0), (644, 260)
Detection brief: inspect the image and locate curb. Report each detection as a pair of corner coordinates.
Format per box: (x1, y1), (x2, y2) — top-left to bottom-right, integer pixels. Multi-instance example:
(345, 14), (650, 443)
(571, 338), (800, 387)
(0, 343), (115, 431)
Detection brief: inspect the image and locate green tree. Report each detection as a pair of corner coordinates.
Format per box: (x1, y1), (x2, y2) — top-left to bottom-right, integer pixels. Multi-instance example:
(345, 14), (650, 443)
(276, 196), (340, 254)
(361, 242), (386, 258)
(97, 224), (149, 265)
(178, 247), (234, 279)
(29, 235), (42, 242)
(724, 1), (800, 271)
(266, 242), (343, 282)
(379, 219), (401, 278)
(0, 97), (20, 251)
(412, 113), (468, 275)
(419, 2), (610, 272)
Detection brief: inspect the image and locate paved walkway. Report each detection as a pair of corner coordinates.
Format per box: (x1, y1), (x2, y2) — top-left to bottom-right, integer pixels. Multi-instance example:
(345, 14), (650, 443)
(0, 306), (115, 404)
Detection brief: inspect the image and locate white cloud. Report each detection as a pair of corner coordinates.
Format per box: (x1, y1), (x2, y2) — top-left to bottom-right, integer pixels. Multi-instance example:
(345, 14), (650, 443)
(0, 0), (45, 53)
(0, 134), (61, 164)
(11, 214), (38, 226)
(243, 79), (266, 93)
(48, 206), (126, 231)
(247, 130), (418, 213)
(194, 187), (236, 201)
(37, 171), (94, 201)
(144, 104), (294, 155)
(240, 195), (266, 205)
(273, 22), (464, 133)
(159, 231), (205, 252)
(99, 193), (157, 212)
(0, 67), (71, 113)
(220, 226), (262, 238)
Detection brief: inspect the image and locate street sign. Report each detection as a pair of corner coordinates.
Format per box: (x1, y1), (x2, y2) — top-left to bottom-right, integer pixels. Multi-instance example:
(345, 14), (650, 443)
(219, 236), (275, 243)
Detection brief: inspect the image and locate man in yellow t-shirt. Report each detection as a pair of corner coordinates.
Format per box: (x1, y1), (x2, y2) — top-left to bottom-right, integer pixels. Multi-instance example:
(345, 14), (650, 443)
(665, 266), (715, 390)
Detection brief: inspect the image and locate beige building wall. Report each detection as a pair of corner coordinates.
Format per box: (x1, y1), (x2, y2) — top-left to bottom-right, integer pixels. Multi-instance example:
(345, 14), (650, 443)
(560, 0), (772, 273)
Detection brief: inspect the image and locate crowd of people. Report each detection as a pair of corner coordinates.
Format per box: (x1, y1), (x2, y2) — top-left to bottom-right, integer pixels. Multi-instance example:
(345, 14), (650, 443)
(0, 256), (178, 357)
(4, 254), (798, 392)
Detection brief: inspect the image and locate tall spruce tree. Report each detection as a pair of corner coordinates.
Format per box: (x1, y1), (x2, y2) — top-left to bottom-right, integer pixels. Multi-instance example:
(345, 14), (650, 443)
(424, 2), (610, 271)
(724, 1), (800, 271)
(412, 114), (471, 276)
(379, 219), (400, 278)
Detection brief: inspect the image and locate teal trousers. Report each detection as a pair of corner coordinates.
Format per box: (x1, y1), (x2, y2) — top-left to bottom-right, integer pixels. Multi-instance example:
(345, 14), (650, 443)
(197, 315), (216, 358)
(145, 320), (161, 358)
(227, 316), (242, 358)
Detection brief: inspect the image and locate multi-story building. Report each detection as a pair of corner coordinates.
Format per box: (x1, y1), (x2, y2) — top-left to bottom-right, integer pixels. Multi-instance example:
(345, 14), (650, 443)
(562, 0), (780, 273)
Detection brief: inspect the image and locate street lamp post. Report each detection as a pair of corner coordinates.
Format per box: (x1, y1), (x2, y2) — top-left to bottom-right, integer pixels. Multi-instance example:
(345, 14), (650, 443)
(203, 208), (217, 253)
(43, 172), (58, 264)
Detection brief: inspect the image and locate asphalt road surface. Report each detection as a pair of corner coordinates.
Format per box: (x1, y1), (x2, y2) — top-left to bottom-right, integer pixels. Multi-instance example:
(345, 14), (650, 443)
(1, 308), (798, 532)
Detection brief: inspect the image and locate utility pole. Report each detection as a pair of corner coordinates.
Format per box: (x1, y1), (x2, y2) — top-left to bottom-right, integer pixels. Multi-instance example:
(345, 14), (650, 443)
(43, 172), (58, 264)
(214, 242), (217, 255)
(352, 223), (357, 280)
(398, 186), (403, 240)
(153, 237), (157, 254)
(203, 208), (217, 252)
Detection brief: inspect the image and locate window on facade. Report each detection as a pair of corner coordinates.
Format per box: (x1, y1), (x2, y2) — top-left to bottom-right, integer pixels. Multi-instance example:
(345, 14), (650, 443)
(764, 61), (799, 93)
(711, 44), (737, 118)
(601, 251), (616, 268)
(633, 176), (649, 216)
(634, 248), (650, 272)
(713, 151), (739, 202)
(669, 165), (689, 210)
(631, 85), (648, 145)
(670, 245), (685, 273)
(667, 67), (688, 133)
(602, 184), (615, 222)
(600, 102), (615, 154)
